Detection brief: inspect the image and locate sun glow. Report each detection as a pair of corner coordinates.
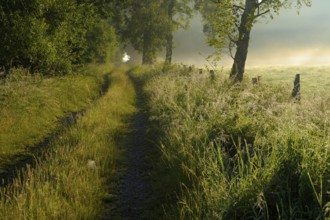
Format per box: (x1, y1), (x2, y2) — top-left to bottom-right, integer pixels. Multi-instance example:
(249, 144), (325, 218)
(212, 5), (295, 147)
(122, 52), (131, 63)
(283, 48), (330, 66)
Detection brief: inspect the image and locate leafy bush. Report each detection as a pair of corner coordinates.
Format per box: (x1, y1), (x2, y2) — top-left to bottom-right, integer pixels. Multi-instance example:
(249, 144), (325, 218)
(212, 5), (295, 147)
(84, 19), (119, 63)
(0, 0), (119, 75)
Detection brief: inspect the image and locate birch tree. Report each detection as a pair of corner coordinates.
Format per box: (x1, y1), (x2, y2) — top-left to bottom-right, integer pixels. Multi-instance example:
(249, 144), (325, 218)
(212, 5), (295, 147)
(198, 0), (312, 82)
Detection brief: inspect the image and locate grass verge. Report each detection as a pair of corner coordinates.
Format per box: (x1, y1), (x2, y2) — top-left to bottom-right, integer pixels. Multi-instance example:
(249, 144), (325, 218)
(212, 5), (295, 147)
(0, 65), (110, 155)
(0, 64), (110, 176)
(0, 68), (136, 219)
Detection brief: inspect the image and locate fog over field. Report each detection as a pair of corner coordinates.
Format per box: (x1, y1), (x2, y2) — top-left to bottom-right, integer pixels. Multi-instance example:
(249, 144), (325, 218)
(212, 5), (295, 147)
(172, 0), (330, 67)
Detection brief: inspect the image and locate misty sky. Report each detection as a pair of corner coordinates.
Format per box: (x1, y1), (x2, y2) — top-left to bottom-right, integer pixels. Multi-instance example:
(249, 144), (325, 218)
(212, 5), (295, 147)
(172, 0), (330, 67)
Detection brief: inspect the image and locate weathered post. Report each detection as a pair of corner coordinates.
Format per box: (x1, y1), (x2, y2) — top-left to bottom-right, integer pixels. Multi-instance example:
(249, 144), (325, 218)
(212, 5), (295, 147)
(188, 66), (193, 73)
(291, 74), (301, 100)
(252, 76), (261, 85)
(257, 76), (261, 83)
(210, 70), (215, 81)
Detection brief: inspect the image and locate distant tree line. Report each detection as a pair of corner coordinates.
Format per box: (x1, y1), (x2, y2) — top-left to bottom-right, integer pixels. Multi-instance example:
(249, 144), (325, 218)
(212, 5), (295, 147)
(0, 0), (313, 80)
(117, 0), (193, 66)
(0, 0), (194, 75)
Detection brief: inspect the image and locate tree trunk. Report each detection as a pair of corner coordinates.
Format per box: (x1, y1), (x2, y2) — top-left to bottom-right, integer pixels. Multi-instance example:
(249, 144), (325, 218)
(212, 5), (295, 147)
(164, 0), (175, 68)
(230, 0), (256, 82)
(142, 31), (153, 65)
(164, 33), (173, 66)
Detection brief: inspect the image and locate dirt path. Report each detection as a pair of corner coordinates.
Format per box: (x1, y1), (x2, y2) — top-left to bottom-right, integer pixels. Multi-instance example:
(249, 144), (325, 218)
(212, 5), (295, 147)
(104, 83), (155, 220)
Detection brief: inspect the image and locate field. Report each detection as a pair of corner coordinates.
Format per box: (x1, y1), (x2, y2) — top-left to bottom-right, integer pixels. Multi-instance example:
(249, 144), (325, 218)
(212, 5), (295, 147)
(6, 1), (330, 219)
(0, 64), (329, 219)
(245, 65), (330, 95)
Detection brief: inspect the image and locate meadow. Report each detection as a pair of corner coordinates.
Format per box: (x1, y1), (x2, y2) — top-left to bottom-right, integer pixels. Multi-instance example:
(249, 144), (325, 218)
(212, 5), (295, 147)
(0, 64), (329, 219)
(245, 65), (330, 95)
(134, 65), (330, 219)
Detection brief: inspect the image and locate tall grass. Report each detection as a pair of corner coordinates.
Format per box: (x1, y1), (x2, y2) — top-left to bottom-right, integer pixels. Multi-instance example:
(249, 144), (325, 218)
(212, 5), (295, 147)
(0, 68), (137, 219)
(137, 65), (330, 219)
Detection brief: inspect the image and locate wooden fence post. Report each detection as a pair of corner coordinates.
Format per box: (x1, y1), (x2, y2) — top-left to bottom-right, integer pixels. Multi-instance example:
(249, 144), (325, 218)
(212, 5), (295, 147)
(291, 74), (301, 100)
(210, 70), (215, 81)
(257, 76), (261, 82)
(252, 76), (261, 85)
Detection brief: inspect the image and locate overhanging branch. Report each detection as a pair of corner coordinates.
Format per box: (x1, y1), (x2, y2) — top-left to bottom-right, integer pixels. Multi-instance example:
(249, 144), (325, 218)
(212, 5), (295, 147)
(254, 9), (270, 18)
(229, 45), (235, 60)
(228, 34), (238, 45)
(233, 4), (245, 11)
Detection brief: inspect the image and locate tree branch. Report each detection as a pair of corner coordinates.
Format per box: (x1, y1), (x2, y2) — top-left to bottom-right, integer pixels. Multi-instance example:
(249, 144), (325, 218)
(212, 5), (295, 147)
(228, 43), (236, 60)
(228, 34), (238, 45)
(233, 21), (240, 31)
(233, 4), (245, 11)
(254, 9), (270, 18)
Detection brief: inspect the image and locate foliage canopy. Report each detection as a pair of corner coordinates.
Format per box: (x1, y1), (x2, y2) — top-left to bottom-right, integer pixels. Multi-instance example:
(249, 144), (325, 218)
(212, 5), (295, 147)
(0, 0), (119, 75)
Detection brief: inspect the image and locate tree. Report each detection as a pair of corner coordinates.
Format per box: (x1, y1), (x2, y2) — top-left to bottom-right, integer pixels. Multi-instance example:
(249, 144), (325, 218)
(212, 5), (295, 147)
(198, 0), (312, 82)
(77, 0), (120, 63)
(117, 0), (192, 66)
(0, 0), (90, 74)
(0, 0), (119, 75)
(163, 0), (193, 69)
(84, 20), (119, 63)
(123, 0), (169, 65)
(164, 0), (176, 68)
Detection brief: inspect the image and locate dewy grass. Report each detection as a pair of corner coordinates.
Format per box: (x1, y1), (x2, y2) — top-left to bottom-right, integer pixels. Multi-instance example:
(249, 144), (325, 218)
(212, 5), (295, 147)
(136, 65), (330, 219)
(0, 68), (136, 219)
